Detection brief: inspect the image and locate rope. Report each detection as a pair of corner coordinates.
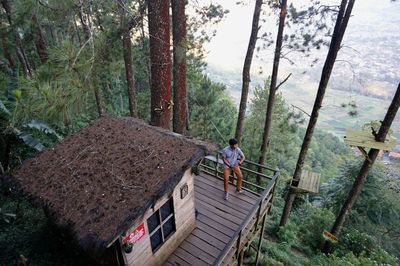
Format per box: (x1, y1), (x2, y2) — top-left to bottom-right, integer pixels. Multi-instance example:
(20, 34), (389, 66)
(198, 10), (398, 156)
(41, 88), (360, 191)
(191, 96), (227, 144)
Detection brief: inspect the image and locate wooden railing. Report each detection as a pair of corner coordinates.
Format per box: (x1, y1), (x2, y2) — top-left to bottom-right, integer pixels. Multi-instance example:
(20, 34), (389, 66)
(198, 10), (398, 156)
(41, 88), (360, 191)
(200, 154), (277, 196)
(199, 155), (280, 265)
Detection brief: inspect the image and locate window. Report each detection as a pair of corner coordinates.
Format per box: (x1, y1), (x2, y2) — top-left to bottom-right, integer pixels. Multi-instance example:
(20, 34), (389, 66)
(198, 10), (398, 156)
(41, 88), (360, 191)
(147, 198), (175, 252)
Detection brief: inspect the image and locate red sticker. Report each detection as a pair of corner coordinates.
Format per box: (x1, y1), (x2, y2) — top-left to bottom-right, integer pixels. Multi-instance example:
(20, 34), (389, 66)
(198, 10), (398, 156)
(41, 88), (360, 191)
(123, 223), (146, 244)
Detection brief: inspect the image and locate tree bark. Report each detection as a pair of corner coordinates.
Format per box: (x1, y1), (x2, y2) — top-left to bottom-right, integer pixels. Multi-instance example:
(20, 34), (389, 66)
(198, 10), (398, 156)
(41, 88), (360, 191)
(280, 0), (355, 227)
(93, 86), (103, 117)
(1, 0), (32, 77)
(172, 0), (188, 134)
(148, 0), (172, 129)
(1, 35), (15, 70)
(256, 0), (287, 184)
(118, 0), (138, 117)
(32, 14), (48, 63)
(323, 83), (400, 253)
(79, 6), (91, 41)
(235, 0), (263, 144)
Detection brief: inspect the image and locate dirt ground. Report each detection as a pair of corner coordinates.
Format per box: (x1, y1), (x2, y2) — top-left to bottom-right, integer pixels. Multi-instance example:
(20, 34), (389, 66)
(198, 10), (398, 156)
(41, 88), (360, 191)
(12, 116), (204, 249)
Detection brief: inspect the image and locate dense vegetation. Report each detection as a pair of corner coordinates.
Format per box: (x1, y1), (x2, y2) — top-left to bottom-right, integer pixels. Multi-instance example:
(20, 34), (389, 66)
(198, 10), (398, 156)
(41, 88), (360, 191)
(0, 0), (399, 265)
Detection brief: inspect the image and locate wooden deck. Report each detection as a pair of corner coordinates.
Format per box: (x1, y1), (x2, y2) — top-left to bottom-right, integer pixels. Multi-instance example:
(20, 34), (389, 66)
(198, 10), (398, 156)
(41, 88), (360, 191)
(164, 172), (272, 266)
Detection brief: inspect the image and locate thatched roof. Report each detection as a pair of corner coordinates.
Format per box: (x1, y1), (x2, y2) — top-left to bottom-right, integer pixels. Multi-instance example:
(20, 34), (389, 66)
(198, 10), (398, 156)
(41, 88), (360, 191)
(11, 116), (216, 250)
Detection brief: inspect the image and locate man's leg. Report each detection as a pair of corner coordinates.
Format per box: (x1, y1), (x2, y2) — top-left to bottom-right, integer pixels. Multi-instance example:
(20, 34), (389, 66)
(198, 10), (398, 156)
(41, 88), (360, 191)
(233, 166), (244, 191)
(223, 167), (231, 192)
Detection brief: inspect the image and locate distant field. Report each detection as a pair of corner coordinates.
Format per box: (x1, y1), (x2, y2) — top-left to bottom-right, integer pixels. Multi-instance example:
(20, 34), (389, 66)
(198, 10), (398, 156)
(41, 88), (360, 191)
(279, 81), (400, 148)
(209, 69), (400, 151)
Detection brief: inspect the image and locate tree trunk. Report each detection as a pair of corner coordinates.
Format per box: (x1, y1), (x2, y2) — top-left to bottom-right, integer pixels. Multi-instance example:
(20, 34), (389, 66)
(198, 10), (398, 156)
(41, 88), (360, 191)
(94, 86), (103, 117)
(172, 0), (188, 134)
(118, 0), (138, 117)
(256, 0), (287, 184)
(73, 16), (83, 46)
(1, 35), (15, 70)
(79, 7), (91, 41)
(1, 0), (32, 77)
(32, 15), (48, 63)
(235, 0), (263, 144)
(323, 83), (400, 253)
(148, 0), (172, 129)
(279, 0), (355, 227)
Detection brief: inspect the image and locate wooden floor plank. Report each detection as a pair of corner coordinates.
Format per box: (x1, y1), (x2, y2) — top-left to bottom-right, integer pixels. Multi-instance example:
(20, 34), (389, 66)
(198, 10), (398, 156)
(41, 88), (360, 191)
(173, 247), (208, 266)
(192, 228), (225, 250)
(195, 183), (253, 213)
(197, 201), (243, 226)
(166, 254), (191, 266)
(185, 234), (221, 257)
(196, 175), (258, 206)
(198, 173), (259, 202)
(195, 187), (249, 218)
(196, 195), (247, 222)
(180, 241), (216, 265)
(195, 181), (255, 211)
(196, 204), (239, 229)
(197, 220), (231, 242)
(197, 213), (235, 237)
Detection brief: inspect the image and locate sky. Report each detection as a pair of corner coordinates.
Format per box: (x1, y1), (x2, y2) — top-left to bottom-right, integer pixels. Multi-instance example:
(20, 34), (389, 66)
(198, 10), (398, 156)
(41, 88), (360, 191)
(203, 0), (400, 73)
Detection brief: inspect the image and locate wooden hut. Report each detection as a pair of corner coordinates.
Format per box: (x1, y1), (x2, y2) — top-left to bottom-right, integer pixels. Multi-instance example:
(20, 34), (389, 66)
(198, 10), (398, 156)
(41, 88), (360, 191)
(11, 116), (215, 265)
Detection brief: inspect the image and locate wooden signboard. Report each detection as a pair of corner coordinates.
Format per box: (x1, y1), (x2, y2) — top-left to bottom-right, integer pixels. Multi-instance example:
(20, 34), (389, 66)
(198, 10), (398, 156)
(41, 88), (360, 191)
(322, 230), (338, 243)
(345, 129), (397, 151)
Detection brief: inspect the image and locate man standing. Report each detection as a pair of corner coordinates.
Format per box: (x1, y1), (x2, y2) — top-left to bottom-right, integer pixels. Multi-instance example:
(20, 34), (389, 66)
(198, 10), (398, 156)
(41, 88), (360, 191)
(222, 138), (245, 200)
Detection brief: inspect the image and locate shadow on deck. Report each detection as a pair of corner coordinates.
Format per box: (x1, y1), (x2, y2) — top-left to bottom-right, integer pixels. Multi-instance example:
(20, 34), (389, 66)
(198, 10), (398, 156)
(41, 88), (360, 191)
(165, 157), (279, 266)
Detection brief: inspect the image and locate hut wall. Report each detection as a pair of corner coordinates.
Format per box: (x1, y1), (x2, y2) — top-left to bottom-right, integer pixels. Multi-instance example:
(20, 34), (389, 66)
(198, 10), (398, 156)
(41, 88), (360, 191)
(125, 168), (196, 265)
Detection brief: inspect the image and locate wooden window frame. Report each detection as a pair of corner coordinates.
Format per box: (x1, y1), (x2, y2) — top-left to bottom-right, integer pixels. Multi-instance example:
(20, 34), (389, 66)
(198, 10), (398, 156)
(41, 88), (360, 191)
(147, 198), (176, 253)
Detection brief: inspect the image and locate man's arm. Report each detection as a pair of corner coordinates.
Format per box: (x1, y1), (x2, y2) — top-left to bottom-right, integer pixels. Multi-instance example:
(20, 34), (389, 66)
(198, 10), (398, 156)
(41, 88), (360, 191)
(222, 150), (231, 167)
(238, 149), (245, 165)
(222, 156), (231, 167)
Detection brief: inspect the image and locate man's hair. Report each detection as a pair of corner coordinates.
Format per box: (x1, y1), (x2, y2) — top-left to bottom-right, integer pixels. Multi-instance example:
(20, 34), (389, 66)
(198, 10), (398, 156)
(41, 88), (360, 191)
(229, 138), (238, 145)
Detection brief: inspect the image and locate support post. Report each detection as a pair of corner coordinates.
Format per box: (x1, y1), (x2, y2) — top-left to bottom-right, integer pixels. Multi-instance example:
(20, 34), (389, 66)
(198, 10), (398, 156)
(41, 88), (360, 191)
(238, 249), (245, 266)
(255, 213), (267, 265)
(236, 231), (242, 258)
(215, 153), (220, 177)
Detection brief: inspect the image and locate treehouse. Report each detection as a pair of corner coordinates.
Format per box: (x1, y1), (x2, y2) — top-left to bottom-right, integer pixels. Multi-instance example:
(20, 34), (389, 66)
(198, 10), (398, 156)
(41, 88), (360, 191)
(11, 116), (279, 266)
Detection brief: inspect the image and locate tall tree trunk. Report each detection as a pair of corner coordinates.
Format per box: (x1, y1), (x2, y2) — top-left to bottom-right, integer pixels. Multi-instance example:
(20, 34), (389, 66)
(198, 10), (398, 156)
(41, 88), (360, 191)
(172, 0), (188, 134)
(148, 0), (172, 129)
(280, 0), (355, 227)
(1, 0), (32, 77)
(93, 85), (103, 117)
(256, 0), (287, 184)
(73, 16), (83, 46)
(79, 6), (90, 41)
(235, 0), (263, 144)
(1, 35), (15, 70)
(118, 0), (138, 117)
(32, 15), (48, 63)
(323, 83), (400, 253)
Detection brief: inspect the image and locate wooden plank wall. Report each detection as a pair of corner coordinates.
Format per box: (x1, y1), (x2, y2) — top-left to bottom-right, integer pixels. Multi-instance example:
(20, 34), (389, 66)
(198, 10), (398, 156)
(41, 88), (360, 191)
(125, 168), (196, 266)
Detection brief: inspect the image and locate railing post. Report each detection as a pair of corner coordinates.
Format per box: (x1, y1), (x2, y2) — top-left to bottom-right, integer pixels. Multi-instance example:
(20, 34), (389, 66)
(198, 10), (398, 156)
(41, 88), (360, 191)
(237, 248), (244, 266)
(215, 153), (220, 177)
(236, 230), (242, 259)
(268, 170), (279, 214)
(255, 213), (267, 266)
(254, 199), (263, 227)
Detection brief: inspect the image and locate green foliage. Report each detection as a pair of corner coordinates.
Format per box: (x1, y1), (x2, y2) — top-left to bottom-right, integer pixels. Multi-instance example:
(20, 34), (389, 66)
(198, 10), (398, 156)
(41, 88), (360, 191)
(277, 221), (298, 246)
(187, 72), (236, 145)
(321, 159), (400, 257)
(310, 249), (398, 266)
(241, 79), (301, 169)
(296, 205), (335, 251)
